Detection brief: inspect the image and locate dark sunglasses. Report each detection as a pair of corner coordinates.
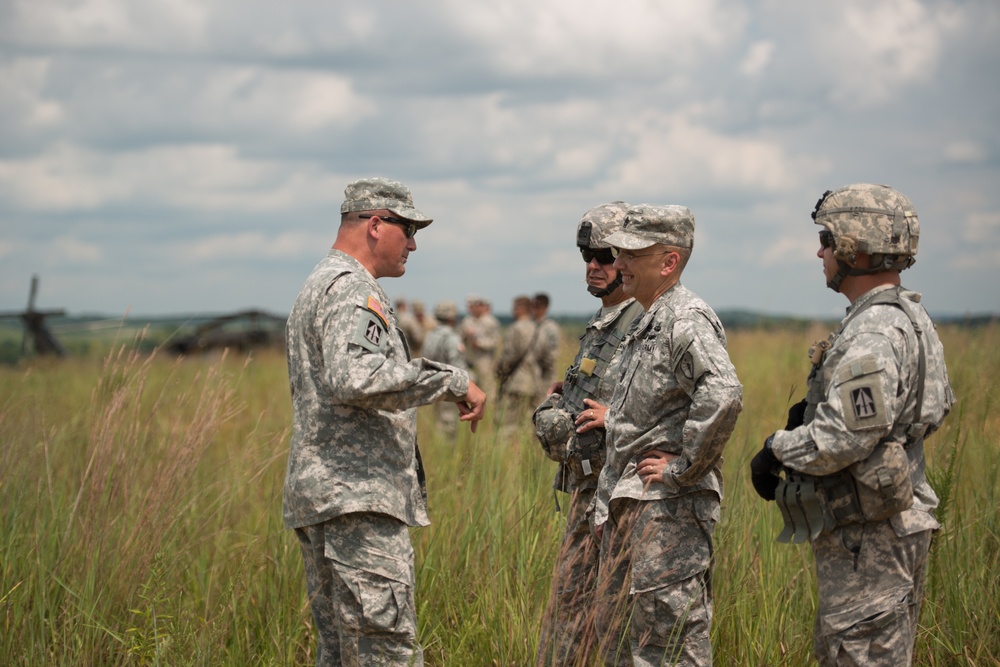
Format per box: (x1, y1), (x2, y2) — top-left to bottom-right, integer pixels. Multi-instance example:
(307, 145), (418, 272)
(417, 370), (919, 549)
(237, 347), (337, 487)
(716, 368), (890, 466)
(819, 230), (835, 249)
(580, 247), (616, 264)
(359, 214), (418, 238)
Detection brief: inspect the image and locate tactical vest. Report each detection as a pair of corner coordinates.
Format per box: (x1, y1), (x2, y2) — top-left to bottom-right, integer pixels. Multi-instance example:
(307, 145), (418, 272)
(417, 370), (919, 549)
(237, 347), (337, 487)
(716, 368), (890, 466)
(775, 287), (933, 543)
(556, 300), (644, 482)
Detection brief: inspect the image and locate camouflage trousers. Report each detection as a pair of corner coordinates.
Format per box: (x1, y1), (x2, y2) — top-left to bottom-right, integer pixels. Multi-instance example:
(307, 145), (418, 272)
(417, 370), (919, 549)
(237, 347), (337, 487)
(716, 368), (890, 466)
(536, 486), (628, 667)
(811, 521), (933, 667)
(295, 513), (423, 667)
(597, 494), (718, 667)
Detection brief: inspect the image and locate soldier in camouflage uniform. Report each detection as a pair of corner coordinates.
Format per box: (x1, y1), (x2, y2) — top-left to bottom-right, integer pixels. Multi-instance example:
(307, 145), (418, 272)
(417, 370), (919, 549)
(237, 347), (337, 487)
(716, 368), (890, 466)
(422, 300), (467, 438)
(494, 295), (547, 435)
(588, 205), (743, 667)
(283, 177), (486, 667)
(750, 183), (955, 667)
(461, 296), (502, 396)
(532, 292), (563, 404)
(533, 202), (644, 667)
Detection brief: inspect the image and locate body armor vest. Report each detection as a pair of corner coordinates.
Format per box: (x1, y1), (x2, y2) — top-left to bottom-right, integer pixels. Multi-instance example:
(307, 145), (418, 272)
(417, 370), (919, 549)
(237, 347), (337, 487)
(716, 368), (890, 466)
(555, 300), (644, 485)
(775, 287), (932, 543)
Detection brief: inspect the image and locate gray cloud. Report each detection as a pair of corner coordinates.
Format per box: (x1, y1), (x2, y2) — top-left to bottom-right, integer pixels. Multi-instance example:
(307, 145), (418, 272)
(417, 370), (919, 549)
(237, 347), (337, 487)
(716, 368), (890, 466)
(1, 0), (998, 320)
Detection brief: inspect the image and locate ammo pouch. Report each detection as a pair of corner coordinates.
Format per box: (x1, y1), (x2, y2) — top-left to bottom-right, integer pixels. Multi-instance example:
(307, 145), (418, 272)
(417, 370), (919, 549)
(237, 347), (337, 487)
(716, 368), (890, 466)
(566, 427), (605, 479)
(776, 439), (919, 543)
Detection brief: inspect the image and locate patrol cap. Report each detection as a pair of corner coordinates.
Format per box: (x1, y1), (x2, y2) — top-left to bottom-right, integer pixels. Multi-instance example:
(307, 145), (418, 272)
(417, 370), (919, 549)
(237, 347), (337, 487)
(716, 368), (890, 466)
(602, 204), (695, 250)
(434, 300), (458, 320)
(341, 177), (433, 227)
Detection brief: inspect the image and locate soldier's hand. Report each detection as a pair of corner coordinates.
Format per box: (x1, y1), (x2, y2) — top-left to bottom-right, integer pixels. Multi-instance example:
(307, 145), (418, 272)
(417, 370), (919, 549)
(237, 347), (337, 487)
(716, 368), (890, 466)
(575, 398), (608, 433)
(785, 399), (807, 430)
(457, 381), (486, 433)
(637, 449), (678, 486)
(750, 435), (781, 501)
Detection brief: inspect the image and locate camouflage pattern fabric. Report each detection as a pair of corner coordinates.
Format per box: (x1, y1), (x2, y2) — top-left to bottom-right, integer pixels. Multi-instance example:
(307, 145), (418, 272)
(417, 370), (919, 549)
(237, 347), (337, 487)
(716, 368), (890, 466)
(535, 316), (563, 401)
(534, 299), (642, 667)
(461, 311), (501, 395)
(421, 322), (466, 437)
(593, 284), (743, 526)
(496, 318), (543, 398)
(770, 285), (955, 666)
(592, 284), (742, 666)
(296, 513), (422, 667)
(283, 249), (471, 530)
(396, 309), (425, 357)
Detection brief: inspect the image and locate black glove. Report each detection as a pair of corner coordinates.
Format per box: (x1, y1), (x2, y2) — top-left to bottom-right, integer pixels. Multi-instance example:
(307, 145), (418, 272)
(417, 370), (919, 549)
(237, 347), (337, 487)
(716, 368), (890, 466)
(750, 435), (781, 501)
(785, 399), (807, 430)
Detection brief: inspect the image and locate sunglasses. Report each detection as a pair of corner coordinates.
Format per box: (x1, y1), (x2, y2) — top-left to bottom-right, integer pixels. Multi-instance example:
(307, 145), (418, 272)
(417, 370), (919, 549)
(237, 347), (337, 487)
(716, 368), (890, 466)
(819, 230), (835, 249)
(359, 214), (418, 239)
(609, 247), (670, 261)
(580, 247), (616, 264)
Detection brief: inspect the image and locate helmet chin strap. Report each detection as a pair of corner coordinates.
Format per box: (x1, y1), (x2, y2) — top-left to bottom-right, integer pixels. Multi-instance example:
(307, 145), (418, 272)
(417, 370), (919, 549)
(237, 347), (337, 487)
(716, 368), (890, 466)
(588, 273), (623, 298)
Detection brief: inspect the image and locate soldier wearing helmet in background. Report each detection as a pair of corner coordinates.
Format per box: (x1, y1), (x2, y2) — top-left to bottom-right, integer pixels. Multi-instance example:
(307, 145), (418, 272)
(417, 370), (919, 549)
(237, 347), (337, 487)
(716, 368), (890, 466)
(422, 300), (467, 438)
(532, 202), (644, 667)
(749, 183), (956, 666)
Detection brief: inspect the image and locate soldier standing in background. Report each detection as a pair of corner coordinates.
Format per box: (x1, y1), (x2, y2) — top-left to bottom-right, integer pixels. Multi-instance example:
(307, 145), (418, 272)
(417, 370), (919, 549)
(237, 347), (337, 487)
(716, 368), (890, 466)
(532, 292), (562, 405)
(394, 297), (425, 356)
(749, 184), (955, 667)
(462, 295), (501, 397)
(422, 300), (467, 439)
(283, 177), (486, 666)
(587, 205), (743, 666)
(532, 202), (644, 666)
(494, 295), (543, 436)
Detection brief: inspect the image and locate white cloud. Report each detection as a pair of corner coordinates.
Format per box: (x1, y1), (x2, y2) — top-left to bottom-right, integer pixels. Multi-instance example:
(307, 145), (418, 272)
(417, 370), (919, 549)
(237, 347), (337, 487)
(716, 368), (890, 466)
(944, 140), (987, 164)
(962, 211), (1000, 245)
(609, 109), (827, 196)
(448, 0), (746, 77)
(740, 41), (775, 76)
(0, 143), (348, 212)
(52, 236), (104, 264)
(817, 0), (959, 108)
(185, 231), (319, 261)
(0, 57), (64, 128)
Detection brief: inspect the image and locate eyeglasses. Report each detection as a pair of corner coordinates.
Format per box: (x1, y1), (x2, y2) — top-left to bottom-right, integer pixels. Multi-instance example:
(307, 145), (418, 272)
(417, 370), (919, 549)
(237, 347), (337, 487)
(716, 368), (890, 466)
(609, 247), (670, 261)
(359, 214), (418, 239)
(580, 247), (616, 265)
(819, 230), (835, 249)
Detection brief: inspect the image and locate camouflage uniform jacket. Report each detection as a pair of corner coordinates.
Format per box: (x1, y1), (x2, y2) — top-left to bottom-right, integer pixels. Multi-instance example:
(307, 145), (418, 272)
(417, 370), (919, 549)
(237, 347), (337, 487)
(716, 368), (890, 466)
(592, 284), (743, 527)
(462, 312), (500, 361)
(283, 250), (471, 530)
(536, 317), (562, 388)
(496, 318), (542, 397)
(770, 285), (955, 535)
(422, 323), (466, 371)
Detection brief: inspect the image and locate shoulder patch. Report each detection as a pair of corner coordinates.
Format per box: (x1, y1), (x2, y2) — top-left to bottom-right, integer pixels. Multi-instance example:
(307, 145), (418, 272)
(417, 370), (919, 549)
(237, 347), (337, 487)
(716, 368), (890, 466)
(835, 354), (891, 431)
(366, 296), (389, 328)
(352, 306), (389, 353)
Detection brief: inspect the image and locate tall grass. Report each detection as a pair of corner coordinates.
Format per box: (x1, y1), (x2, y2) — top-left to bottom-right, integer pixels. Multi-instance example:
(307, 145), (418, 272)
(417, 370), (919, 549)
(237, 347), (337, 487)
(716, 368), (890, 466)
(0, 324), (997, 665)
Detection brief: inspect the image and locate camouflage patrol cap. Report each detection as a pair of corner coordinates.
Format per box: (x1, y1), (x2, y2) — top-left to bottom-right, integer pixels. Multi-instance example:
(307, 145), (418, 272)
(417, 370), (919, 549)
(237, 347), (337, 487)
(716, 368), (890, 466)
(341, 177), (432, 227)
(602, 204), (695, 250)
(577, 201), (630, 250)
(813, 183), (919, 262)
(433, 300), (458, 320)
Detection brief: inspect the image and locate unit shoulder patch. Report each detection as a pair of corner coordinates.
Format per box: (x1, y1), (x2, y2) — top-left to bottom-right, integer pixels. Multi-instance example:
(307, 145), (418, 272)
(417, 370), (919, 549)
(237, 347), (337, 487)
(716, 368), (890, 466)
(835, 355), (891, 431)
(352, 305), (389, 353)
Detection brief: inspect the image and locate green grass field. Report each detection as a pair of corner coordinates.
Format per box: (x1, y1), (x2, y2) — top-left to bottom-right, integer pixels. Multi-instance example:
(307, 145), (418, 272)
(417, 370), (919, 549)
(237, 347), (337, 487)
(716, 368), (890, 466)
(1, 324), (997, 666)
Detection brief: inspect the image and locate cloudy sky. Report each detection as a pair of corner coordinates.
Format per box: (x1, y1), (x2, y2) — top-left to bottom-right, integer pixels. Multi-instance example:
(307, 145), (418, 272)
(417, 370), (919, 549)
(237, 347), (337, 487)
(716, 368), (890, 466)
(1, 0), (998, 321)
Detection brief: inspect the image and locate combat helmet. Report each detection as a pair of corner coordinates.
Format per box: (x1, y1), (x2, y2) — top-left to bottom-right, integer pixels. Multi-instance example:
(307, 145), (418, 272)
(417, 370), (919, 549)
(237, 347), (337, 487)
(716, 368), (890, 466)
(576, 201), (629, 297)
(812, 183), (919, 292)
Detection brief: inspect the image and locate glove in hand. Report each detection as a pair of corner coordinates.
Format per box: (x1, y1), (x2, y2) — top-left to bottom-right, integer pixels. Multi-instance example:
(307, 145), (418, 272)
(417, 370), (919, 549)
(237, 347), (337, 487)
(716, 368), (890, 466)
(750, 435), (781, 501)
